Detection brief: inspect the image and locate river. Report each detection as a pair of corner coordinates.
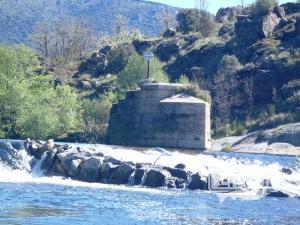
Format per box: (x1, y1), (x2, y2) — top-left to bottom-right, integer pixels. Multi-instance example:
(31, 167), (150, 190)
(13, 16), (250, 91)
(0, 142), (299, 225)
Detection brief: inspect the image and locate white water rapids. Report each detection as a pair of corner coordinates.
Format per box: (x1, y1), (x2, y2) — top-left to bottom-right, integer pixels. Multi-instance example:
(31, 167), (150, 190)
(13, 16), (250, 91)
(0, 141), (299, 199)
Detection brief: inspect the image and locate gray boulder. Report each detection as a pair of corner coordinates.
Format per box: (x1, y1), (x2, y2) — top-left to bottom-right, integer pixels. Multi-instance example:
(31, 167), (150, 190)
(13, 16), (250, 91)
(143, 169), (166, 188)
(218, 24), (235, 37)
(187, 173), (208, 190)
(100, 162), (118, 181)
(41, 149), (57, 174)
(274, 6), (286, 19)
(78, 157), (102, 182)
(0, 140), (22, 169)
(235, 13), (280, 42)
(257, 123), (300, 146)
(261, 12), (280, 38)
(109, 163), (134, 184)
(258, 188), (290, 198)
(281, 167), (293, 175)
(163, 167), (188, 180)
(103, 156), (121, 165)
(175, 163), (186, 170)
(163, 27), (177, 38)
(133, 168), (145, 185)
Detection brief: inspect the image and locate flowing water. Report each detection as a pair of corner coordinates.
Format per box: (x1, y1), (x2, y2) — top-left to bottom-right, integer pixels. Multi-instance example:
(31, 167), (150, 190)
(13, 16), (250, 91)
(0, 141), (300, 225)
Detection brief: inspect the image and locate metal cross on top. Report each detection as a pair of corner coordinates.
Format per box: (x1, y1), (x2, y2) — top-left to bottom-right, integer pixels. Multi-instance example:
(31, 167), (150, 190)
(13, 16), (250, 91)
(143, 50), (154, 79)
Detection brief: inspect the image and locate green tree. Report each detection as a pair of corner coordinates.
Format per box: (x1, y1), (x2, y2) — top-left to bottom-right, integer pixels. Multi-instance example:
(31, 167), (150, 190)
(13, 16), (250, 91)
(214, 55), (242, 122)
(176, 8), (216, 36)
(117, 52), (169, 90)
(0, 44), (81, 139)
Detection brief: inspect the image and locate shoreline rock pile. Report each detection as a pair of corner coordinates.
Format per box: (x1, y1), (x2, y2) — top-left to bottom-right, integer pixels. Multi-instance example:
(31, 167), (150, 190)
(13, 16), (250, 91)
(0, 139), (298, 198)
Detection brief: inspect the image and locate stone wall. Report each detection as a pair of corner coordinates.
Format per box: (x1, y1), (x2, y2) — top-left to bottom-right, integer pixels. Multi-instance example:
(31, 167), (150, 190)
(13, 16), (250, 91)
(107, 83), (211, 150)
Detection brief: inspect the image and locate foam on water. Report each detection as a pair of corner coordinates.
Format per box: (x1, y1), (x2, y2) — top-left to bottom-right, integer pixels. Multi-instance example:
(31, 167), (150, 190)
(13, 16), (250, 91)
(0, 142), (299, 198)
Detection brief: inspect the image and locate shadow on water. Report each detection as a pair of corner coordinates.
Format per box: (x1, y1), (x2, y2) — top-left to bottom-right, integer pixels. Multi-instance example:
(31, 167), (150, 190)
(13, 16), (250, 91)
(4, 206), (75, 218)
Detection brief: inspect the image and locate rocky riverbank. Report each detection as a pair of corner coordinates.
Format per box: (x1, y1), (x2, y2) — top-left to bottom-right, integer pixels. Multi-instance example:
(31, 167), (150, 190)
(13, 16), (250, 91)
(1, 138), (298, 198)
(214, 122), (300, 156)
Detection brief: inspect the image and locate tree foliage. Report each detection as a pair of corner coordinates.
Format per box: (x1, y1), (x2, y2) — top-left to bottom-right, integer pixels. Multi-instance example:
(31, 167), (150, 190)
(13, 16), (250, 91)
(213, 55), (242, 122)
(117, 52), (169, 90)
(176, 8), (216, 36)
(250, 0), (278, 16)
(0, 44), (81, 139)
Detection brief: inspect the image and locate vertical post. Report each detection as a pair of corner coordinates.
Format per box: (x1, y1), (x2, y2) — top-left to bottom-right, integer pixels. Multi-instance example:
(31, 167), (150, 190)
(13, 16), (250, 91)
(143, 50), (154, 81)
(147, 59), (151, 79)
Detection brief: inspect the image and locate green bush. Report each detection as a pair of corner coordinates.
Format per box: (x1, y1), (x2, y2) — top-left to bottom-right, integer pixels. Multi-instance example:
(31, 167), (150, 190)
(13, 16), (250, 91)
(176, 82), (211, 103)
(117, 52), (169, 90)
(106, 44), (135, 74)
(80, 91), (123, 143)
(250, 0), (278, 16)
(0, 44), (81, 139)
(176, 9), (216, 36)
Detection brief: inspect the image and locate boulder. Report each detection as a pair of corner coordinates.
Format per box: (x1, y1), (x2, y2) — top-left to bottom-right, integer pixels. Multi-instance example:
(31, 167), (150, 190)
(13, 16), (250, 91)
(163, 27), (177, 38)
(163, 167), (188, 180)
(216, 6), (244, 23)
(24, 139), (45, 159)
(166, 178), (186, 189)
(261, 12), (280, 38)
(100, 162), (118, 181)
(281, 167), (293, 175)
(78, 157), (102, 182)
(80, 80), (92, 89)
(273, 6), (286, 19)
(133, 168), (145, 185)
(0, 140), (22, 169)
(155, 40), (180, 61)
(41, 149), (58, 174)
(143, 169), (166, 188)
(218, 24), (235, 37)
(266, 189), (290, 198)
(109, 163), (134, 184)
(257, 123), (300, 146)
(187, 173), (208, 190)
(235, 13), (280, 42)
(103, 156), (121, 165)
(175, 163), (186, 170)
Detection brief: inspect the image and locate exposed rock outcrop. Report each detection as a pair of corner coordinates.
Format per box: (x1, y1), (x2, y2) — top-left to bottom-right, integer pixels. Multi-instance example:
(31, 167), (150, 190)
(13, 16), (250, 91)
(235, 12), (280, 42)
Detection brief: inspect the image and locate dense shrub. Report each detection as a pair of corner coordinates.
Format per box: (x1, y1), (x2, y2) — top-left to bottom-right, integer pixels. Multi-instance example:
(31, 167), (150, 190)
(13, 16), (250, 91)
(250, 0), (278, 16)
(176, 9), (216, 36)
(106, 44), (135, 74)
(80, 91), (119, 143)
(0, 44), (81, 139)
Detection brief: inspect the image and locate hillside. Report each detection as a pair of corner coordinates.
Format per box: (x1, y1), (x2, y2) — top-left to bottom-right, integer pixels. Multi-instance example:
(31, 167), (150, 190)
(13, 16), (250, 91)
(77, 2), (300, 138)
(0, 0), (177, 44)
